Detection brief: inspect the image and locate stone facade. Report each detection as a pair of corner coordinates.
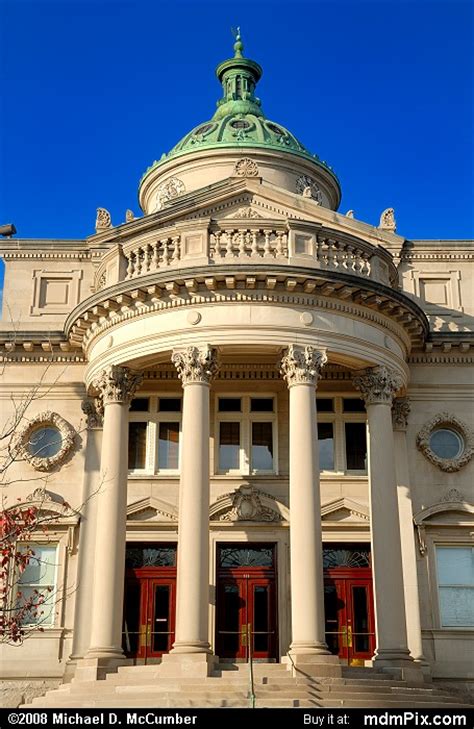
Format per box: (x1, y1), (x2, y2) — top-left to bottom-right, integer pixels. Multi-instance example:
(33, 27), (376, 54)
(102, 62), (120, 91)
(1, 36), (473, 707)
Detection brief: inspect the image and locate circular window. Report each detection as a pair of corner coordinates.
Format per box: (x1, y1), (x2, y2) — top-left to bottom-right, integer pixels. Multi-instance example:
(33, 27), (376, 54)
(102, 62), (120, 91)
(12, 412), (76, 472)
(230, 120), (251, 130)
(28, 426), (63, 458)
(429, 429), (463, 460)
(416, 413), (473, 472)
(194, 123), (214, 136)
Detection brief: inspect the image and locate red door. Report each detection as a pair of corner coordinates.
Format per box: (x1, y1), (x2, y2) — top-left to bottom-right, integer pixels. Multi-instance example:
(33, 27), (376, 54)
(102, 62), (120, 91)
(122, 544), (177, 662)
(324, 571), (375, 665)
(216, 544), (278, 661)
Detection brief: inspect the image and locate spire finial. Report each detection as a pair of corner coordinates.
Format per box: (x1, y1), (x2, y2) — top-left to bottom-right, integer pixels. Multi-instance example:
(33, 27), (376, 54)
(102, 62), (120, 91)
(232, 26), (244, 58)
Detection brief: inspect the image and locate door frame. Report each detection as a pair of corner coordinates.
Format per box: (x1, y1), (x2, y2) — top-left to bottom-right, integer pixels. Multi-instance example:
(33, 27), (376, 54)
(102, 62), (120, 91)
(214, 540), (280, 662)
(324, 566), (375, 665)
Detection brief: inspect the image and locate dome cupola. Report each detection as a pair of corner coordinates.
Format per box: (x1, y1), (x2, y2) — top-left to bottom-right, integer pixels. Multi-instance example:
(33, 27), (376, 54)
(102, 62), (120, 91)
(138, 32), (341, 214)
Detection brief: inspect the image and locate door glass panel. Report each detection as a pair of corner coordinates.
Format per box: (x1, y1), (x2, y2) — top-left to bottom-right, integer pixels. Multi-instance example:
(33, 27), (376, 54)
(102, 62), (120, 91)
(352, 586), (369, 653)
(218, 546), (274, 568)
(152, 585), (170, 652)
(323, 546), (371, 569)
(251, 421), (273, 471)
(158, 422), (180, 469)
(219, 422), (240, 470)
(324, 584), (340, 655)
(122, 581), (141, 655)
(220, 584), (241, 654)
(253, 586), (269, 652)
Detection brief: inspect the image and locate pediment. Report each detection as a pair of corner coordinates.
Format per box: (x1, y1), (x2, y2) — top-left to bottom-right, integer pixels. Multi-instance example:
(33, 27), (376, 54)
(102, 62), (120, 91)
(321, 498), (370, 523)
(210, 484), (289, 523)
(127, 496), (178, 523)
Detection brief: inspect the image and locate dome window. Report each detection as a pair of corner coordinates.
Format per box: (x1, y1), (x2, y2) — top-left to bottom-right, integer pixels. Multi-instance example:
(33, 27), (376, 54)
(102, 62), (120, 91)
(194, 123), (215, 136)
(230, 120), (251, 130)
(266, 122), (285, 136)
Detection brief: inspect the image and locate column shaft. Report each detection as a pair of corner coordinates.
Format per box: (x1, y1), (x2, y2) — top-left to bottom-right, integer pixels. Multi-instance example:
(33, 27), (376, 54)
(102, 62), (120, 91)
(173, 382), (211, 652)
(289, 384), (328, 653)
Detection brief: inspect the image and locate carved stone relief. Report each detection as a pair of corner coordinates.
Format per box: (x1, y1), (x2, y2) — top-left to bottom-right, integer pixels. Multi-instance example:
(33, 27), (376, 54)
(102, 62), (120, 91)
(212, 485), (283, 523)
(155, 177), (185, 211)
(295, 175), (323, 204)
(12, 412), (77, 472)
(234, 158), (259, 177)
(416, 413), (473, 472)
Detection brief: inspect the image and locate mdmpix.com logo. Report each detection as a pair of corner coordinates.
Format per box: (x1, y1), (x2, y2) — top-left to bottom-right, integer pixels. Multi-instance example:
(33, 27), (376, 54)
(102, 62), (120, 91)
(364, 713), (467, 727)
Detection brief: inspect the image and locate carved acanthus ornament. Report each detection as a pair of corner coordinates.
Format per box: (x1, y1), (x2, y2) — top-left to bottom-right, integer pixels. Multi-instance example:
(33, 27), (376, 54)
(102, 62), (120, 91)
(171, 345), (220, 385)
(379, 207), (397, 232)
(352, 366), (402, 406)
(92, 365), (144, 406)
(81, 398), (104, 429)
(95, 207), (112, 231)
(234, 158), (259, 177)
(392, 397), (411, 431)
(280, 345), (327, 387)
(416, 413), (473, 472)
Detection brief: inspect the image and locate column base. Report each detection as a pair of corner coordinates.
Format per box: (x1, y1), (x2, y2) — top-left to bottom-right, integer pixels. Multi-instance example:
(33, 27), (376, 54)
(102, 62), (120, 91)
(170, 640), (212, 654)
(373, 649), (425, 684)
(158, 651), (218, 678)
(288, 650), (342, 678)
(72, 656), (131, 683)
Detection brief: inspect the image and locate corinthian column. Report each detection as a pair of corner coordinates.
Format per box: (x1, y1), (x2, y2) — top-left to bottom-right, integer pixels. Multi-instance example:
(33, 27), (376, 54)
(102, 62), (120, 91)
(85, 366), (143, 665)
(392, 398), (429, 671)
(353, 367), (415, 674)
(170, 345), (219, 662)
(281, 345), (339, 672)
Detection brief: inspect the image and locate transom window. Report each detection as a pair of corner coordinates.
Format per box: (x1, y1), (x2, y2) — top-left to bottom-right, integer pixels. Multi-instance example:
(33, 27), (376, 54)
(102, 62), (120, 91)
(317, 396), (367, 474)
(128, 395), (182, 474)
(215, 395), (277, 475)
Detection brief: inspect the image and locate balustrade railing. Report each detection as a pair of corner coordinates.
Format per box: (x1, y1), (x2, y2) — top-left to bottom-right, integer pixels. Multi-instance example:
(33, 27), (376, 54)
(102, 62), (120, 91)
(115, 224), (389, 286)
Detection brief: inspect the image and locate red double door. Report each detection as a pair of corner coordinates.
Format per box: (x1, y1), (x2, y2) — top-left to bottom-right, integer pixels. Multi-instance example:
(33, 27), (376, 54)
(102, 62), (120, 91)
(122, 545), (177, 661)
(216, 544), (278, 661)
(324, 568), (375, 665)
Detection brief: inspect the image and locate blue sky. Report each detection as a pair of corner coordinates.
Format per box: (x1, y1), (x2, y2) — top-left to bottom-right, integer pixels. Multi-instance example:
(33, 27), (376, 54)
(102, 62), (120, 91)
(0, 0), (473, 248)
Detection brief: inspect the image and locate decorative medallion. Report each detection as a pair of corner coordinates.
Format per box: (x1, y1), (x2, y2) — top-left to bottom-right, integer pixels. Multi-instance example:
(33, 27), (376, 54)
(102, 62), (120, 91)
(416, 413), (473, 472)
(155, 176), (185, 211)
(295, 175), (323, 203)
(213, 485), (282, 523)
(12, 412), (76, 472)
(234, 158), (259, 177)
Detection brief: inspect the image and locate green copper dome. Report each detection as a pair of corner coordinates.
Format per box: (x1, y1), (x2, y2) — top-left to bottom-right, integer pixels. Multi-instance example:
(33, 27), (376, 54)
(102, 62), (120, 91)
(141, 32), (339, 185)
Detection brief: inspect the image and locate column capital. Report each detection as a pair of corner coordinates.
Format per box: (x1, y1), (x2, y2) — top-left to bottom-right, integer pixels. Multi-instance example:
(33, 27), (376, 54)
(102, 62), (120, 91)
(392, 397), (411, 431)
(171, 345), (220, 386)
(92, 365), (143, 406)
(353, 365), (402, 406)
(280, 344), (327, 388)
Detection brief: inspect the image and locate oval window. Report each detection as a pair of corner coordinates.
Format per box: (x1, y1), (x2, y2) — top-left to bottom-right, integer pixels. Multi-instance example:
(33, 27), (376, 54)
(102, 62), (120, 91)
(266, 122), (285, 136)
(194, 123), (214, 136)
(429, 429), (463, 460)
(230, 120), (251, 130)
(28, 426), (63, 458)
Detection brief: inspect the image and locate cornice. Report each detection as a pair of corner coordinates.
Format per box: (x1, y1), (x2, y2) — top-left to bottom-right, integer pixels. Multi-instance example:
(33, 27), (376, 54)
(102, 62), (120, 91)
(65, 264), (428, 353)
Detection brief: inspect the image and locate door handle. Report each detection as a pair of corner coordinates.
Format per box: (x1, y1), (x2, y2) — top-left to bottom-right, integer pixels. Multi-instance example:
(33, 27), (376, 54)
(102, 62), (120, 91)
(241, 625), (248, 647)
(347, 624), (353, 647)
(341, 625), (347, 647)
(146, 623), (152, 648)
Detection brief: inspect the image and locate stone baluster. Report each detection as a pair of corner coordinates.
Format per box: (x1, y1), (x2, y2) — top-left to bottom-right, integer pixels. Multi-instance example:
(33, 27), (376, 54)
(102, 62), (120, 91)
(151, 241), (160, 270)
(263, 229), (272, 257)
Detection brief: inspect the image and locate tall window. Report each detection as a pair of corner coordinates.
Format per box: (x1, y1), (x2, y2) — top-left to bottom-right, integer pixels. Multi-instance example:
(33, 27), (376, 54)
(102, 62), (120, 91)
(128, 396), (182, 474)
(216, 395), (277, 475)
(316, 396), (367, 474)
(16, 544), (58, 626)
(436, 546), (474, 627)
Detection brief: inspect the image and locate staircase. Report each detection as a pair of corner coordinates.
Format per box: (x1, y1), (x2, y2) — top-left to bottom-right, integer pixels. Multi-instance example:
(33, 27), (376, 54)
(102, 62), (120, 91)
(26, 662), (472, 708)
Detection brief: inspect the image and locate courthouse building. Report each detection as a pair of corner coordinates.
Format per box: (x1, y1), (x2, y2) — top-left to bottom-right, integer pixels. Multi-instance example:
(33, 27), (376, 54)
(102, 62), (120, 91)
(1, 36), (473, 708)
